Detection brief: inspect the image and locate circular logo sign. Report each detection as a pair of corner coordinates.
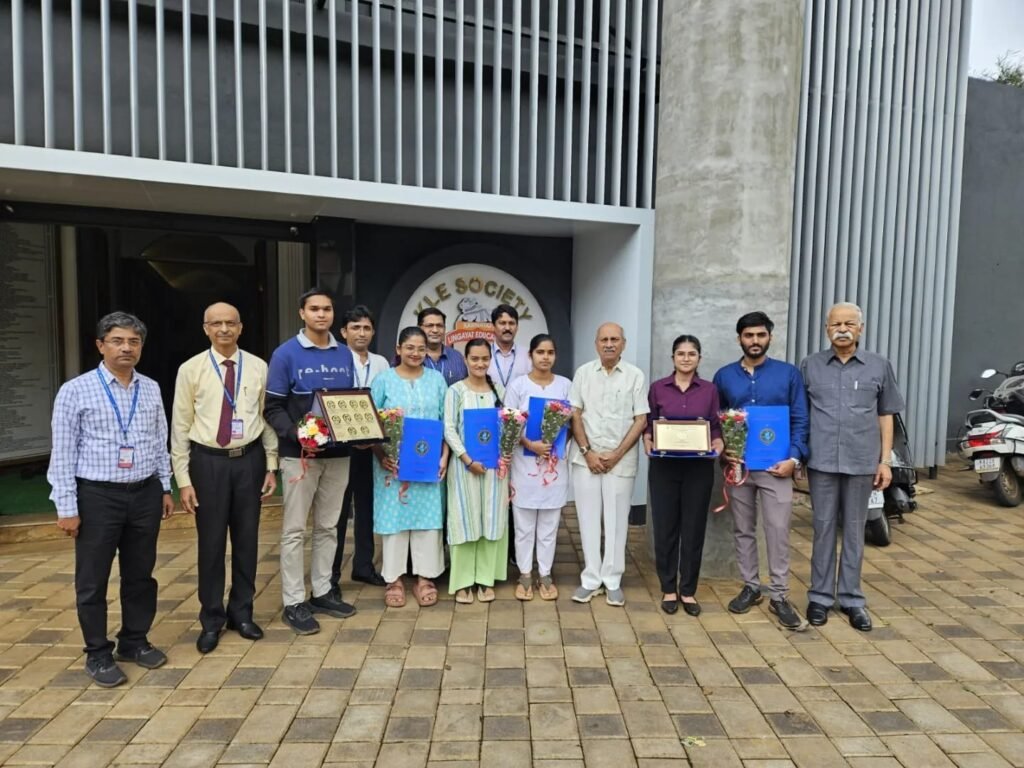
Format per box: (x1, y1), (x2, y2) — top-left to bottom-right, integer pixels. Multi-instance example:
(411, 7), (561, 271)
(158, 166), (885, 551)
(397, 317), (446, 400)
(759, 427), (776, 446)
(399, 263), (548, 354)
(477, 428), (493, 444)
(415, 440), (430, 456)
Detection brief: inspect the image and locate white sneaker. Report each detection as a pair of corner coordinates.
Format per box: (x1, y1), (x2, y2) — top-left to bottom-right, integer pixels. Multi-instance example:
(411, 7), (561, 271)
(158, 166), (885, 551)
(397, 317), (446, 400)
(571, 585), (604, 603)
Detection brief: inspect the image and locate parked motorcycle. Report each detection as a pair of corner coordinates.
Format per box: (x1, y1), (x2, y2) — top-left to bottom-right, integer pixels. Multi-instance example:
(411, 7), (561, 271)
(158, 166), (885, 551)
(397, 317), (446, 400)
(958, 362), (1024, 507)
(864, 413), (918, 546)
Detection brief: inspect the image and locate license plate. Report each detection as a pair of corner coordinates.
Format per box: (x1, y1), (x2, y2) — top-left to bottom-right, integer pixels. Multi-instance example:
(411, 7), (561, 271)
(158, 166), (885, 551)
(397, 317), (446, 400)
(974, 457), (1001, 473)
(868, 490), (884, 508)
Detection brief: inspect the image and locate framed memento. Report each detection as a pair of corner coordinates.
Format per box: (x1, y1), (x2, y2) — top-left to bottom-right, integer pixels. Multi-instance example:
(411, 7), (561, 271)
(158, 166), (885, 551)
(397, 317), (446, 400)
(652, 419), (714, 457)
(312, 389), (385, 444)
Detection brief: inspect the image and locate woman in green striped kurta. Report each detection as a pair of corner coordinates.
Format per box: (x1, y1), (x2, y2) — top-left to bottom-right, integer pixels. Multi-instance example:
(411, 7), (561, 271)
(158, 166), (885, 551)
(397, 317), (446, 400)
(443, 339), (510, 603)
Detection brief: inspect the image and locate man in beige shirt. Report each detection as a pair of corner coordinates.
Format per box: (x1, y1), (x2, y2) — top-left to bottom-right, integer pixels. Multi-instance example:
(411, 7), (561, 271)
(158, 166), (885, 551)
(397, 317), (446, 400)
(569, 322), (649, 607)
(171, 303), (278, 654)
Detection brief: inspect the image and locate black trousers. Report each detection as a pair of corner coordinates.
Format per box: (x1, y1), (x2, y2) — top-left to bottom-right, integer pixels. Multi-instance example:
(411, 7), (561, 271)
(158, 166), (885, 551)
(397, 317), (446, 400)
(648, 457), (715, 596)
(331, 448), (376, 586)
(189, 443), (265, 632)
(75, 478), (162, 660)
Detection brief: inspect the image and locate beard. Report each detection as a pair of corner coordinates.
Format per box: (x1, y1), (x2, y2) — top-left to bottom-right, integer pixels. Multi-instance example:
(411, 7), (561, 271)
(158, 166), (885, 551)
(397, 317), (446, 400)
(741, 340), (770, 359)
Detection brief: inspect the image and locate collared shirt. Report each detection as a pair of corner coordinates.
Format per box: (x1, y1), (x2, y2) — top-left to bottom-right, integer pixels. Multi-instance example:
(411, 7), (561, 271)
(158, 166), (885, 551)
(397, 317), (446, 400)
(47, 363), (172, 518)
(800, 347), (905, 475)
(713, 357), (809, 461)
(351, 350), (390, 389)
(423, 345), (469, 386)
(646, 375), (723, 441)
(170, 346), (280, 488)
(488, 343), (532, 389)
(569, 358), (650, 478)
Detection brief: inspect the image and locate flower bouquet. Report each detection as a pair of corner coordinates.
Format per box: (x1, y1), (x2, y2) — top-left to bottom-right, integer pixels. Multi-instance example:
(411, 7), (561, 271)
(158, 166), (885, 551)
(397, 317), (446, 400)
(533, 399), (573, 486)
(378, 407), (409, 503)
(292, 413), (331, 482)
(497, 407), (528, 480)
(714, 409), (750, 512)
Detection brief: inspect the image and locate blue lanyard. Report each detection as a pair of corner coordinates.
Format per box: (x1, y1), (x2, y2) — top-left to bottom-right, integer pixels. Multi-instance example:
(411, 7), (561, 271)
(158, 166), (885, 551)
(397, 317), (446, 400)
(428, 355), (447, 382)
(208, 350), (242, 412)
(96, 368), (140, 442)
(493, 346), (515, 389)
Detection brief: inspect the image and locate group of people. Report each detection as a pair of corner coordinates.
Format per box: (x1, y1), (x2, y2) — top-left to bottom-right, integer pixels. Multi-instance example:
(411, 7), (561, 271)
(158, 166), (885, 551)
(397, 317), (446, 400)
(47, 288), (902, 689)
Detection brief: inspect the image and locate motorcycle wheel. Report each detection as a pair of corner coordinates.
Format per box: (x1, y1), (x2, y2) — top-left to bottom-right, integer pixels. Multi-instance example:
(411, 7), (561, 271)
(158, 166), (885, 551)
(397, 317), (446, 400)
(865, 515), (892, 547)
(993, 463), (1023, 507)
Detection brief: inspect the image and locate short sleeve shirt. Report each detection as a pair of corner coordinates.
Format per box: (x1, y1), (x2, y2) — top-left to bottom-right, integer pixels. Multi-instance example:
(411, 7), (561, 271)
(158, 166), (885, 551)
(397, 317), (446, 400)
(569, 358), (649, 478)
(800, 348), (905, 476)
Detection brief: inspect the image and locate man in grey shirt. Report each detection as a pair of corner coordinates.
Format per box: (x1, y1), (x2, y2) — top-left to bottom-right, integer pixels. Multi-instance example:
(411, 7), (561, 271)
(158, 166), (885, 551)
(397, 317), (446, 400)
(800, 302), (905, 632)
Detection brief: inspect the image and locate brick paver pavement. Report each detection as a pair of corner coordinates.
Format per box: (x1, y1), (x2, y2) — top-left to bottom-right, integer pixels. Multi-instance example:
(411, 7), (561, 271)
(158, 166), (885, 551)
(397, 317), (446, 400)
(1, 467), (1024, 767)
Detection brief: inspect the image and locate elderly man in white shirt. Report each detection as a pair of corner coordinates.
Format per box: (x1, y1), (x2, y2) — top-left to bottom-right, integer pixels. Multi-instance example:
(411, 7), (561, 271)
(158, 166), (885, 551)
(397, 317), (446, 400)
(569, 322), (649, 607)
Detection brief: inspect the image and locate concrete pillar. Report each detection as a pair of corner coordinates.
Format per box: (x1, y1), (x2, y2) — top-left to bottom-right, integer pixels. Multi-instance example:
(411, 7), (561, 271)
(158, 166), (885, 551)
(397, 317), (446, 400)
(649, 1), (805, 577)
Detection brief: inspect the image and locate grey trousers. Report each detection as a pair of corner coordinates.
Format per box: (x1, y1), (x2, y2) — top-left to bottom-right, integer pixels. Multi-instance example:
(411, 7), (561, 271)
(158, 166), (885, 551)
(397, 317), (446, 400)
(729, 471), (793, 601)
(807, 469), (874, 609)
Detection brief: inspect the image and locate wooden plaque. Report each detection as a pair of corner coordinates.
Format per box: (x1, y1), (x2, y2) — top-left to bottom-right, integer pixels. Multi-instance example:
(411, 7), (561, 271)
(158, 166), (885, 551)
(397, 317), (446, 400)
(313, 389), (386, 444)
(652, 419), (712, 456)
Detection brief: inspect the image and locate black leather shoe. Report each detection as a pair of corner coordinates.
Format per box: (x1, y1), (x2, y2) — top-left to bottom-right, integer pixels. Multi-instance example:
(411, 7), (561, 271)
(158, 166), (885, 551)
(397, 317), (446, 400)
(351, 570), (387, 587)
(806, 602), (830, 626)
(661, 598), (679, 615)
(681, 599), (702, 617)
(196, 630), (221, 654)
(226, 619), (264, 641)
(841, 606), (872, 632)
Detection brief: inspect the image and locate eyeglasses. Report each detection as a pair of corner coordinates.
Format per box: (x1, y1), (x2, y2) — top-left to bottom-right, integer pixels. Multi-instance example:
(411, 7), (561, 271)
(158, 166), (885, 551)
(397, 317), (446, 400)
(103, 337), (143, 348)
(204, 321), (240, 330)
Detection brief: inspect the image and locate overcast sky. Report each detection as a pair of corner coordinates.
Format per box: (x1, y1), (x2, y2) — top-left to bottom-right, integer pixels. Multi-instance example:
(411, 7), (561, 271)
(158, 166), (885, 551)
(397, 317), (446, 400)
(969, 0), (1024, 77)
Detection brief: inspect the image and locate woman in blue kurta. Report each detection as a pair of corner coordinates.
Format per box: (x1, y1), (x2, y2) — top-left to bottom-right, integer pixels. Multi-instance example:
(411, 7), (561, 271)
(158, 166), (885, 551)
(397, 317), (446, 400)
(371, 327), (449, 608)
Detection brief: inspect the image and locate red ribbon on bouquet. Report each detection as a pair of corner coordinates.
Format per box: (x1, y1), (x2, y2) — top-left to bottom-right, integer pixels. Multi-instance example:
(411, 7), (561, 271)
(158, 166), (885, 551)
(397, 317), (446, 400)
(713, 460), (749, 513)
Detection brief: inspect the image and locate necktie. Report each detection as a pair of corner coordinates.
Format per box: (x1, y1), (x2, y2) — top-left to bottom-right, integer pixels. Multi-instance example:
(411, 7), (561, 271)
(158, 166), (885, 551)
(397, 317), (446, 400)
(216, 359), (236, 446)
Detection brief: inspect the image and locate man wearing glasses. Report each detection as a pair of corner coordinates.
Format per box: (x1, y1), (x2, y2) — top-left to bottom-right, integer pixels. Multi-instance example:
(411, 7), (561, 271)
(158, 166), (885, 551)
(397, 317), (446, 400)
(800, 302), (904, 632)
(418, 308), (468, 386)
(171, 303), (279, 654)
(47, 312), (175, 687)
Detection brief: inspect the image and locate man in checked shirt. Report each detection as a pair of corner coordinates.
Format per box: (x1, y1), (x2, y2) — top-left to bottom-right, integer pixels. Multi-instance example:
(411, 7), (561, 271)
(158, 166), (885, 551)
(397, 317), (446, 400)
(47, 312), (175, 688)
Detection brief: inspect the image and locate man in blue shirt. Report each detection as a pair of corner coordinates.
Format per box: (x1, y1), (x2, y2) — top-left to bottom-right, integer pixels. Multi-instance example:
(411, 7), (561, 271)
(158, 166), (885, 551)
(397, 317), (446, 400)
(47, 312), (175, 687)
(713, 312), (809, 630)
(418, 307), (468, 386)
(265, 288), (358, 635)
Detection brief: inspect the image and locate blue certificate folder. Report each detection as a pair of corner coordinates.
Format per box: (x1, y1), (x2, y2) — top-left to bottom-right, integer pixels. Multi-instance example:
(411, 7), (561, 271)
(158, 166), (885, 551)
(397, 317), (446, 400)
(397, 418), (444, 482)
(523, 397), (570, 459)
(463, 408), (500, 469)
(744, 406), (791, 471)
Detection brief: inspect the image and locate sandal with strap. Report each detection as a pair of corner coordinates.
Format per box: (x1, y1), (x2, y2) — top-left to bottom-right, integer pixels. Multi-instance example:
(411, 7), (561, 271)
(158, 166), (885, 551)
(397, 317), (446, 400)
(455, 588), (474, 604)
(477, 585), (496, 603)
(384, 579), (406, 608)
(537, 575), (558, 601)
(412, 579), (438, 607)
(515, 574), (534, 601)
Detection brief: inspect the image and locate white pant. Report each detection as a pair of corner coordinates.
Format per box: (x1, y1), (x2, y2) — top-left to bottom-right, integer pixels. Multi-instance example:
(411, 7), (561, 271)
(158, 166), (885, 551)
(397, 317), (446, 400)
(380, 529), (445, 584)
(280, 457), (349, 606)
(512, 506), (561, 577)
(573, 471), (635, 591)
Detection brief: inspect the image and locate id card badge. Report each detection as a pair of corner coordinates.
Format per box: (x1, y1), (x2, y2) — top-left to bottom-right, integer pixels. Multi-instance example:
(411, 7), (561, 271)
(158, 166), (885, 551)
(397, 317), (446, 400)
(117, 445), (135, 469)
(230, 419), (245, 441)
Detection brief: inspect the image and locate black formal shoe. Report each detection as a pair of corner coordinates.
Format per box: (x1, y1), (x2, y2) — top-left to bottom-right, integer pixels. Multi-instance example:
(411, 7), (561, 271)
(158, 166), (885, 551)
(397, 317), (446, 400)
(681, 599), (702, 617)
(351, 570), (387, 587)
(841, 606), (872, 632)
(196, 630), (221, 654)
(226, 619), (264, 641)
(806, 602), (830, 626)
(661, 598), (679, 615)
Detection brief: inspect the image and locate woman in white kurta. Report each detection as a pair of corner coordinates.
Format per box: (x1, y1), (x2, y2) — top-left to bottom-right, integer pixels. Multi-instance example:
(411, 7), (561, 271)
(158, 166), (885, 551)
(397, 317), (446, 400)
(444, 339), (510, 603)
(502, 334), (572, 601)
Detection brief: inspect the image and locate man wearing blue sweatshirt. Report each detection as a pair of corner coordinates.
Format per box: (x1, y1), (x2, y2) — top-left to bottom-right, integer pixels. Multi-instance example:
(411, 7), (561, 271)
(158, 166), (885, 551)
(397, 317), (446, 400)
(265, 288), (357, 634)
(713, 311), (809, 631)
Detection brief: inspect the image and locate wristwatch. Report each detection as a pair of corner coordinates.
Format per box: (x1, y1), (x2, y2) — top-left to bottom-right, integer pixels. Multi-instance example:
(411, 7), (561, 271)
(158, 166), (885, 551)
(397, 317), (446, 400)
(791, 457), (802, 469)
(580, 445), (591, 456)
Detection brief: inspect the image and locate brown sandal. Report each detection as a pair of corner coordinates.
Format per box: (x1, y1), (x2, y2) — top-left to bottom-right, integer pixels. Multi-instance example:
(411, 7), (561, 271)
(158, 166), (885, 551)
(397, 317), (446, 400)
(477, 585), (496, 603)
(384, 579), (406, 608)
(455, 588), (474, 604)
(412, 579), (438, 607)
(515, 575), (534, 601)
(537, 575), (558, 601)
